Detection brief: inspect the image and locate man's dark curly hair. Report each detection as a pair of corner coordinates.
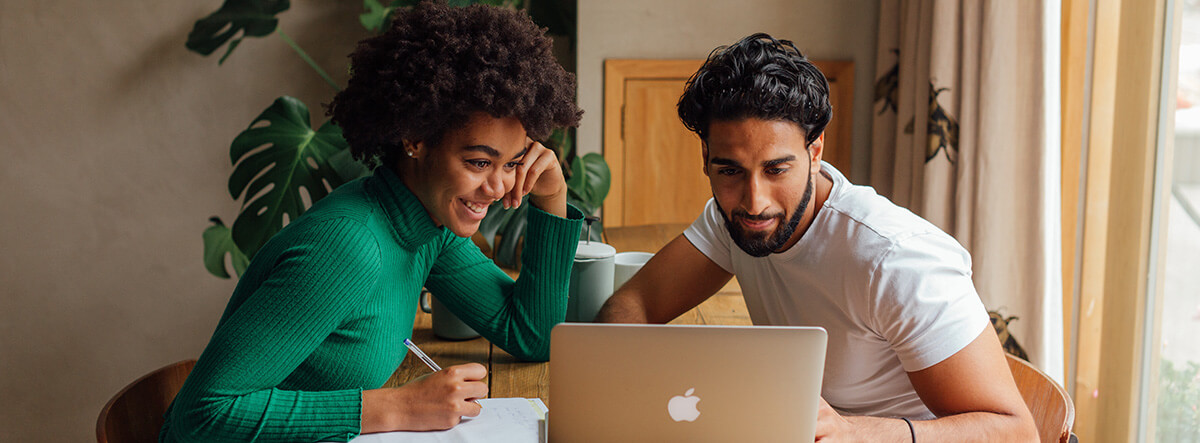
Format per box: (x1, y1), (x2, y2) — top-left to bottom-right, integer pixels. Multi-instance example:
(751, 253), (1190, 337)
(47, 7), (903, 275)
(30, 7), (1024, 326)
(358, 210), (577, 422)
(677, 33), (831, 146)
(327, 1), (582, 168)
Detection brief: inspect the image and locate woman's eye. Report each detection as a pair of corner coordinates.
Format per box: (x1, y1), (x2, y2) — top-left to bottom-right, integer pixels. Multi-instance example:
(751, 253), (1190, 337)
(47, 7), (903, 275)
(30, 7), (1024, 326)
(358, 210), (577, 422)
(466, 159), (491, 169)
(504, 161), (524, 170)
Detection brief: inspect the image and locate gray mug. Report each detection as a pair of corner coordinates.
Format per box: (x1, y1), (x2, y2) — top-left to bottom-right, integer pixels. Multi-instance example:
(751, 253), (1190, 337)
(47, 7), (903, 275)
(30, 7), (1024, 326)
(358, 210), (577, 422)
(568, 241), (616, 322)
(419, 289), (480, 340)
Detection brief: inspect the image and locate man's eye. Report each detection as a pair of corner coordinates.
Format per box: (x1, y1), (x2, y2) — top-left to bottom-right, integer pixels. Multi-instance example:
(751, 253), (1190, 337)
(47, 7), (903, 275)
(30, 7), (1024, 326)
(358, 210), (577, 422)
(766, 167), (788, 175)
(718, 168), (740, 176)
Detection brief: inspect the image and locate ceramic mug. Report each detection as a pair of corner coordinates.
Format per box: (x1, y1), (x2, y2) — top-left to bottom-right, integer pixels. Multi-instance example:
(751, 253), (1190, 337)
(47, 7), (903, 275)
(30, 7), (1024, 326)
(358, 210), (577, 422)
(419, 289), (480, 340)
(613, 251), (654, 292)
(568, 241), (616, 322)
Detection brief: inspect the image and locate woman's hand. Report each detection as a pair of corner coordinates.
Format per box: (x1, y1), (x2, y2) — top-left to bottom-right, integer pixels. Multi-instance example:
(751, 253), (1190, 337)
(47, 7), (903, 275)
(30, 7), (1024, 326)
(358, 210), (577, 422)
(505, 138), (567, 218)
(361, 363), (488, 433)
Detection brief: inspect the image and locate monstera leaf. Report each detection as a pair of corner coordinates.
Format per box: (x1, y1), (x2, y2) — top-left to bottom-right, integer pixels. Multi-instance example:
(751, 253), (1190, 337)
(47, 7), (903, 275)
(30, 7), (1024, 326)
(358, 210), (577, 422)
(359, 0), (420, 33)
(227, 96), (354, 258)
(186, 0), (291, 64)
(203, 217), (250, 279)
(566, 152), (611, 214)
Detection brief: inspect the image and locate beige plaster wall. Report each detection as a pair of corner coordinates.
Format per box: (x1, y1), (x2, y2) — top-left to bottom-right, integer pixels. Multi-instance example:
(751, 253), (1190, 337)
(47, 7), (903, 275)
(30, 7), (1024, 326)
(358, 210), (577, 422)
(0, 1), (877, 441)
(0, 1), (365, 441)
(576, 0), (879, 182)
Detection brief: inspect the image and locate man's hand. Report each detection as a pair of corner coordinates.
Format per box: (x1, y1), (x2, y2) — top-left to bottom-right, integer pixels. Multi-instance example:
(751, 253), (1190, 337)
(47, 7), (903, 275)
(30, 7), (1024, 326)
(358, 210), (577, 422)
(595, 234), (732, 323)
(812, 329), (1039, 442)
(361, 363), (488, 433)
(814, 398), (910, 442)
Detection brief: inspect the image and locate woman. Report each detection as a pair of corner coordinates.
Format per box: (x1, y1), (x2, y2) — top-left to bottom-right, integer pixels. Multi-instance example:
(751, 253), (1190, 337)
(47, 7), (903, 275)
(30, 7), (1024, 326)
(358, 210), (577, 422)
(160, 3), (583, 441)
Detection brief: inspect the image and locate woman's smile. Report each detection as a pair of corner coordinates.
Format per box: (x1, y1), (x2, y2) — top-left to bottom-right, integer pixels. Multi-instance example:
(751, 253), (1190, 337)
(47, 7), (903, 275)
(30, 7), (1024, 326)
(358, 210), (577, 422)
(457, 197), (491, 220)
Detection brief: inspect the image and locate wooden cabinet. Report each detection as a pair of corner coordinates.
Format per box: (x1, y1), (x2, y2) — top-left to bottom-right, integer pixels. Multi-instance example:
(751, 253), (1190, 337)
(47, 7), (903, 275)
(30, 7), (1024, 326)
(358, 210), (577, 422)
(603, 59), (853, 227)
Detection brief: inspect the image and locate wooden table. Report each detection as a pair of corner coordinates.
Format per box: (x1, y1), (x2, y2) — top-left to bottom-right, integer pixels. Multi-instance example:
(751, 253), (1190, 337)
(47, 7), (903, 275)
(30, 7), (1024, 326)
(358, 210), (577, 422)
(382, 293), (750, 406)
(387, 224), (751, 404)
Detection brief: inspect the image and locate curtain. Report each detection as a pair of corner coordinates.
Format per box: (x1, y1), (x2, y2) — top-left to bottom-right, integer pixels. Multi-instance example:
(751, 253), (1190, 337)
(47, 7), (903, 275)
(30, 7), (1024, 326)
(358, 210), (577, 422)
(870, 0), (1063, 379)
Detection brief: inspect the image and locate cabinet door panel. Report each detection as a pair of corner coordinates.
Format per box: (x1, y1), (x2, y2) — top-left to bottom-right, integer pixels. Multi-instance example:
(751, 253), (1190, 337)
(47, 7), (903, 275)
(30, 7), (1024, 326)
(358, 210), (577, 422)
(622, 78), (710, 226)
(604, 59), (853, 228)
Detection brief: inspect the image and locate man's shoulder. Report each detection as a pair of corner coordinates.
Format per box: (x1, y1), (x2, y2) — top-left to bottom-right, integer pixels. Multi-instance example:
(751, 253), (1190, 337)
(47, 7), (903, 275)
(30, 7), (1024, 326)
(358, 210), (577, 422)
(822, 177), (944, 247)
(812, 170), (967, 273)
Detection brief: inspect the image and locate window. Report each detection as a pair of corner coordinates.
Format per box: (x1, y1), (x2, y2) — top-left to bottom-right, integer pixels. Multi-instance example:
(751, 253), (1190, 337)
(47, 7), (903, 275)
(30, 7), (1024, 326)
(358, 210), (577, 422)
(1147, 1), (1200, 439)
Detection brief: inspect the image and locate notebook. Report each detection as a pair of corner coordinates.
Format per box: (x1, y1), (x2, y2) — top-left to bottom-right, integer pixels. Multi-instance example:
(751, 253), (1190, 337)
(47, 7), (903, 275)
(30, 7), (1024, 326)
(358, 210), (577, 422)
(549, 323), (827, 442)
(338, 397), (547, 443)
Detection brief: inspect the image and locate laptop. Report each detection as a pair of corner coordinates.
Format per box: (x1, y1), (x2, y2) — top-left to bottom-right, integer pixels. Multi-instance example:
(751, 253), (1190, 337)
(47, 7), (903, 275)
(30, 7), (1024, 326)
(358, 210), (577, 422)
(549, 323), (827, 442)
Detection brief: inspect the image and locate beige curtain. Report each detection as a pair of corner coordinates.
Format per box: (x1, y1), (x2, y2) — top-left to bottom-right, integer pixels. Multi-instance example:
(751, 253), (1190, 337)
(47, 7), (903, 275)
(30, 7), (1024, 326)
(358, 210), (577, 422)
(870, 0), (1062, 377)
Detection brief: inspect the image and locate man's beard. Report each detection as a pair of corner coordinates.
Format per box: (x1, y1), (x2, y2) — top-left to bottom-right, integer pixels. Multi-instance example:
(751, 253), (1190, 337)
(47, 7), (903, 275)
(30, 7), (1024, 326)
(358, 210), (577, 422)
(715, 172), (814, 257)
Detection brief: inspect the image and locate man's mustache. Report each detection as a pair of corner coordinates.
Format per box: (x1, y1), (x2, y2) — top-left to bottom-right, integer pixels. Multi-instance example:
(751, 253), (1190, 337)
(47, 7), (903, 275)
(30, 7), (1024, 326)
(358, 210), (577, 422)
(732, 209), (784, 221)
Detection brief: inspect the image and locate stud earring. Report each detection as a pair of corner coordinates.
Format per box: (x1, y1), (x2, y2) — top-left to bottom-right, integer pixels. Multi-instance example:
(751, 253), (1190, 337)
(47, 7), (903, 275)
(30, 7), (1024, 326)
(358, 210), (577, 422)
(407, 151), (415, 158)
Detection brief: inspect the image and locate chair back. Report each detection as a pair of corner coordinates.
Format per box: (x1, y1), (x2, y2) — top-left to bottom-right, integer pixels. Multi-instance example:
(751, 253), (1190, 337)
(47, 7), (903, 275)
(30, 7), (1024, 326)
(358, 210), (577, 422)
(97, 359), (196, 443)
(1006, 354), (1075, 443)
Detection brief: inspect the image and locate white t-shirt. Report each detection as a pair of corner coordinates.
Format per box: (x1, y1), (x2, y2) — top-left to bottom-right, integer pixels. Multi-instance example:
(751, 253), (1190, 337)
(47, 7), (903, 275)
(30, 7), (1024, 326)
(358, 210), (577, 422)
(684, 162), (988, 419)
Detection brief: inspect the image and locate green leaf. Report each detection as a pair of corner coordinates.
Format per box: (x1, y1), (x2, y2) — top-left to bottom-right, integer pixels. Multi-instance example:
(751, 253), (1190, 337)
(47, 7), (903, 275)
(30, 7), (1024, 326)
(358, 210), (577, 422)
(359, 0), (420, 33)
(576, 152), (611, 210)
(186, 0), (290, 64)
(228, 96), (353, 258)
(203, 217), (250, 279)
(545, 127), (574, 166)
(478, 201), (518, 248)
(359, 0), (390, 32)
(326, 145), (371, 182)
(493, 203), (529, 268)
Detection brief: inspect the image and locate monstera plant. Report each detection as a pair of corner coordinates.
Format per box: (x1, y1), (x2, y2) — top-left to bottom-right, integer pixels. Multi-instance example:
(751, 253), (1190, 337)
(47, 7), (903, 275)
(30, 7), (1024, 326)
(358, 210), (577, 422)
(195, 0), (608, 278)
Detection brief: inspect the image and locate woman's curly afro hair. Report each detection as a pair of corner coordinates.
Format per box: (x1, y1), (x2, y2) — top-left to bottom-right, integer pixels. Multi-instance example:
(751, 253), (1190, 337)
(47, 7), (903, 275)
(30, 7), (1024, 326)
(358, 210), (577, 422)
(327, 1), (582, 168)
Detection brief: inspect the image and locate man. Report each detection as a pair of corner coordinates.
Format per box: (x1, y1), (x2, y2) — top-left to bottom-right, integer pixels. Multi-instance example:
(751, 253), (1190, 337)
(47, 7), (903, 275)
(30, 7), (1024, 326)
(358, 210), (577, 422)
(595, 33), (1038, 441)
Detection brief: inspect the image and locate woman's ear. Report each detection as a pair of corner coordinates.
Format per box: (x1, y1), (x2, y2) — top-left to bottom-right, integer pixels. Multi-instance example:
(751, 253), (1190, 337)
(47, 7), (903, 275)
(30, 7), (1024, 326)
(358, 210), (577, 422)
(401, 140), (426, 160)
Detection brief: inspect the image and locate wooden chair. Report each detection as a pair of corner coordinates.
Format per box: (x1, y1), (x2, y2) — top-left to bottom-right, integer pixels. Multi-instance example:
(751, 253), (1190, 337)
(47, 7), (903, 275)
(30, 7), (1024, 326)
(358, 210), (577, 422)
(1006, 354), (1076, 443)
(97, 359), (196, 443)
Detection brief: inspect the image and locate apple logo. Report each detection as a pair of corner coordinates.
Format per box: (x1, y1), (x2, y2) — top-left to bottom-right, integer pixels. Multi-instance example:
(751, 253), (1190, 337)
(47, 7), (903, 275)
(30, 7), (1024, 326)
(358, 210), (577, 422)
(667, 387), (701, 422)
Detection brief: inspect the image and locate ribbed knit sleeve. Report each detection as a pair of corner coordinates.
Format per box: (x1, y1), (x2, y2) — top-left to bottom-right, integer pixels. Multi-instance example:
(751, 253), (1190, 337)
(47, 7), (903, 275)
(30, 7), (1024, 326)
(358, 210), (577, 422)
(162, 218), (381, 443)
(425, 204), (584, 361)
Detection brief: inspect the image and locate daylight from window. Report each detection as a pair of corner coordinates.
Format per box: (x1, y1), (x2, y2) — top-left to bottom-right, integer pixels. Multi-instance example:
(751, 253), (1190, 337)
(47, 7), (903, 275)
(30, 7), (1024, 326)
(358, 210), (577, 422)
(1156, 1), (1200, 440)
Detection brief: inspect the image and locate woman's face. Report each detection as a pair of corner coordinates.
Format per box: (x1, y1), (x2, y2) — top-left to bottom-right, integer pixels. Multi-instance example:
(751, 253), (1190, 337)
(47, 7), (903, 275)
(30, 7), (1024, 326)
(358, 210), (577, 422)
(402, 113), (529, 237)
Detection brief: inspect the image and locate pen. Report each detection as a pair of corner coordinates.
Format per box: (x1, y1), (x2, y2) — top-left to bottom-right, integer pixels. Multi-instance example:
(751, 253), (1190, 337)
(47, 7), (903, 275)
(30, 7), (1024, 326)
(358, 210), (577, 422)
(404, 338), (482, 407)
(403, 338), (443, 372)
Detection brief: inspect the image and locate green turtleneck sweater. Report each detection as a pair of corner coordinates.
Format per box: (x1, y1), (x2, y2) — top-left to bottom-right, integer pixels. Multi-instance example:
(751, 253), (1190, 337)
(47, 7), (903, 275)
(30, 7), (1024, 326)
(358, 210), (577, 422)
(160, 167), (583, 443)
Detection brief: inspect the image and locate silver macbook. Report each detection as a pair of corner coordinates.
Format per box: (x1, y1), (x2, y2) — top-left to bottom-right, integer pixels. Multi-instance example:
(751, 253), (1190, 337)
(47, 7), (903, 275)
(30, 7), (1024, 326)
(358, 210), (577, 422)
(549, 323), (827, 442)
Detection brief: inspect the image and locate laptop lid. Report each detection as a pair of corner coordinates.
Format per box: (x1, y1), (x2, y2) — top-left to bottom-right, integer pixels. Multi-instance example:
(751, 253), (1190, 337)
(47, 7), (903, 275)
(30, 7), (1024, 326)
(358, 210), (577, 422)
(549, 323), (827, 442)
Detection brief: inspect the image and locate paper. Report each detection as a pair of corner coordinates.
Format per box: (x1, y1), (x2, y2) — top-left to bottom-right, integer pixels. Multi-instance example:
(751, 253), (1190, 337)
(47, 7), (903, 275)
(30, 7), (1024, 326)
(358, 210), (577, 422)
(343, 398), (548, 443)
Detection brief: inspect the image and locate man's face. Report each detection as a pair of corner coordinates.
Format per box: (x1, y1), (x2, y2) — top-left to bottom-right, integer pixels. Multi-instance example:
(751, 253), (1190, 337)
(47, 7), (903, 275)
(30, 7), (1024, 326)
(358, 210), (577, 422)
(704, 118), (821, 257)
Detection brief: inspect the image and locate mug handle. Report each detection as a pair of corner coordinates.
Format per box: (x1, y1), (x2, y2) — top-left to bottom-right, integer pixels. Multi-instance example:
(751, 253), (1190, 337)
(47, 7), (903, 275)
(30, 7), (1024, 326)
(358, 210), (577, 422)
(419, 288), (432, 313)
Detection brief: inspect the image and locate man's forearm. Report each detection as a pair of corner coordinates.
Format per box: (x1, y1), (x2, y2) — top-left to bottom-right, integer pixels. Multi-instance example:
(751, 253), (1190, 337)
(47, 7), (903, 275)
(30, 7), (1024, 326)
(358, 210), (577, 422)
(594, 291), (650, 323)
(847, 412), (1038, 443)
